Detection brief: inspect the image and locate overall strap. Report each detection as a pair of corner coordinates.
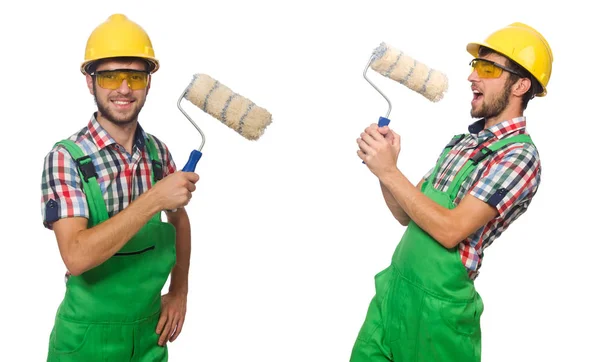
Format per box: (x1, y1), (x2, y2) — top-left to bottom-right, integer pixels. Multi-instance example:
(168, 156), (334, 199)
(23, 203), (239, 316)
(144, 137), (163, 185)
(144, 137), (166, 222)
(426, 134), (467, 186)
(55, 140), (110, 225)
(446, 134), (534, 199)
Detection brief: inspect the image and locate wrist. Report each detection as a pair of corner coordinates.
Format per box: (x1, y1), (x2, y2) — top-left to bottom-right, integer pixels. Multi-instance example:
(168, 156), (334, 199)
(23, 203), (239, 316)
(379, 167), (402, 186)
(169, 264), (189, 296)
(139, 187), (162, 215)
(169, 285), (188, 297)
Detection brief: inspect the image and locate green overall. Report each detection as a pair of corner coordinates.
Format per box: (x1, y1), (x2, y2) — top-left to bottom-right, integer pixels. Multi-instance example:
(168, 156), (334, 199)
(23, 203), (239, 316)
(46, 138), (176, 362)
(350, 134), (533, 361)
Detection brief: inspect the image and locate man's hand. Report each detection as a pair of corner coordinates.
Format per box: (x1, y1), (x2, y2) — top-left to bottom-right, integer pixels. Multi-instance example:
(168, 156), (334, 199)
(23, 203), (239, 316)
(378, 124), (396, 145)
(149, 171), (200, 211)
(357, 123), (401, 177)
(156, 292), (187, 346)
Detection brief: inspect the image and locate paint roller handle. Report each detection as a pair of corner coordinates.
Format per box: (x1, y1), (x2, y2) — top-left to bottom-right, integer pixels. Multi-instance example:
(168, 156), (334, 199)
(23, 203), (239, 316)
(377, 116), (390, 127)
(362, 116), (391, 164)
(182, 150), (203, 172)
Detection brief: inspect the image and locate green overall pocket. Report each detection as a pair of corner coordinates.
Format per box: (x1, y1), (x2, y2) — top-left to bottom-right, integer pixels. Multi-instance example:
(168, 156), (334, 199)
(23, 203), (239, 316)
(416, 294), (484, 361)
(438, 295), (483, 336)
(354, 265), (396, 343)
(48, 317), (95, 359)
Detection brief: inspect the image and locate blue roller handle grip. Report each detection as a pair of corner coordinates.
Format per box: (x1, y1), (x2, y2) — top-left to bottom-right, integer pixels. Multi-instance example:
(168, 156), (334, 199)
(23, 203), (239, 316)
(182, 150), (202, 172)
(362, 116), (391, 164)
(378, 116), (390, 127)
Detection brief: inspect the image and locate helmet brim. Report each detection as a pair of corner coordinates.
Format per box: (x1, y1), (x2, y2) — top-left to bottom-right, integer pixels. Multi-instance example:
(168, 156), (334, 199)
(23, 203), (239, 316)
(80, 57), (159, 75)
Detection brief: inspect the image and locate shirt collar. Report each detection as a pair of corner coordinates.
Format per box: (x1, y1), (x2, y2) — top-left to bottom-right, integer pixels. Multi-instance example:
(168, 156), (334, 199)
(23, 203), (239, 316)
(467, 116), (527, 143)
(86, 112), (147, 152)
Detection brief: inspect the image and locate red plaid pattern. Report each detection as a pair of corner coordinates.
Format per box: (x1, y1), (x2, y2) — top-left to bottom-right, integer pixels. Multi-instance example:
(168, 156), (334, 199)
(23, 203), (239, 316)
(423, 117), (541, 279)
(40, 113), (177, 229)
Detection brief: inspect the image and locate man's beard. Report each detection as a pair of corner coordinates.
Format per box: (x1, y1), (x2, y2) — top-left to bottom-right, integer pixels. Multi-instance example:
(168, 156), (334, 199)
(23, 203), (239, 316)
(93, 86), (145, 126)
(471, 81), (512, 119)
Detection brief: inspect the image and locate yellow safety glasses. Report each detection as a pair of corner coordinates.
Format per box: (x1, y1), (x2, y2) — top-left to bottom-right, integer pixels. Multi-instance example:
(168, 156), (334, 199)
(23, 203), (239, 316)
(93, 69), (149, 90)
(469, 58), (524, 79)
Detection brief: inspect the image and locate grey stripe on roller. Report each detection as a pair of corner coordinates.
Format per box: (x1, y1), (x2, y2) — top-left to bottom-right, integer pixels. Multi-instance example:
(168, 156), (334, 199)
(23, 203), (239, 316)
(370, 42), (448, 102)
(184, 73), (272, 140)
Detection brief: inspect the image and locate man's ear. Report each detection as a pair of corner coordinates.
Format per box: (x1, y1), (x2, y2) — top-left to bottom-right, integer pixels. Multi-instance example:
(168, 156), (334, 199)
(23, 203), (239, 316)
(513, 77), (532, 97)
(146, 75), (152, 94)
(86, 74), (94, 95)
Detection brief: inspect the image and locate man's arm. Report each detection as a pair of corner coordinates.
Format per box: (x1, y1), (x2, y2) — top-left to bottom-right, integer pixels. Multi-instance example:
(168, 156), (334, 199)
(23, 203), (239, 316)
(53, 192), (162, 276)
(155, 204), (192, 346)
(166, 208), (191, 297)
(380, 178), (425, 226)
(360, 126), (540, 249)
(51, 171), (199, 276)
(375, 125), (428, 226)
(358, 124), (497, 249)
(379, 169), (497, 248)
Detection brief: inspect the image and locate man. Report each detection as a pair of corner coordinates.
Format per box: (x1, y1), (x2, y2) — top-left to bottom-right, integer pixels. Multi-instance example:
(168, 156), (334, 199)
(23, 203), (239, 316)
(40, 14), (199, 361)
(351, 22), (553, 361)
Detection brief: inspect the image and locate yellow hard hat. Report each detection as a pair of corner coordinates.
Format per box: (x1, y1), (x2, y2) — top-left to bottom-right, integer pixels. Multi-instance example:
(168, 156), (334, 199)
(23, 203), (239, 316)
(467, 22), (553, 97)
(81, 14), (159, 75)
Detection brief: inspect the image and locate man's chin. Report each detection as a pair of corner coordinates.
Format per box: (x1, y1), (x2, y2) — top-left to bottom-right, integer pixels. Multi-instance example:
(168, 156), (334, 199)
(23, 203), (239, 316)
(105, 115), (137, 125)
(470, 106), (487, 119)
(106, 109), (139, 123)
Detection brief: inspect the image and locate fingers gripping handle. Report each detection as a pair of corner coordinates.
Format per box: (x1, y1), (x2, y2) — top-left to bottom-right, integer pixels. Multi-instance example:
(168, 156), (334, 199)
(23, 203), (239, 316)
(182, 150), (202, 172)
(362, 116), (391, 164)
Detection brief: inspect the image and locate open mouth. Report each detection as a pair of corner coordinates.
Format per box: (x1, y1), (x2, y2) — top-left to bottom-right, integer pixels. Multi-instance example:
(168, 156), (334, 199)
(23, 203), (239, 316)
(472, 90), (483, 103)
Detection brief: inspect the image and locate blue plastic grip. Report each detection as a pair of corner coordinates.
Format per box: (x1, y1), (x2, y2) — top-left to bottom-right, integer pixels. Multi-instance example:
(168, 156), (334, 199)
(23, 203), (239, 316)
(378, 116), (390, 127)
(182, 150), (202, 172)
(362, 117), (392, 164)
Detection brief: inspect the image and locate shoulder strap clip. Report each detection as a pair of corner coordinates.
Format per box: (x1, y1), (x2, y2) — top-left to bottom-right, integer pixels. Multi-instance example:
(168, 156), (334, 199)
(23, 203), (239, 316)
(152, 160), (163, 181)
(75, 155), (98, 183)
(445, 134), (466, 149)
(470, 146), (492, 164)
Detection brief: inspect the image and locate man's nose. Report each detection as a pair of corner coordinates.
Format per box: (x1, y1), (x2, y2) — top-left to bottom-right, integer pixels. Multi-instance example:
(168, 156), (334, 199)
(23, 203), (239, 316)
(467, 68), (479, 82)
(117, 78), (132, 93)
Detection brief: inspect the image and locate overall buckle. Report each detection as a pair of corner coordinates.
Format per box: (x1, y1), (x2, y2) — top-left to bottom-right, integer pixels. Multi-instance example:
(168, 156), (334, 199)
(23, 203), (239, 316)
(75, 156), (98, 182)
(470, 146), (492, 164)
(152, 160), (163, 181)
(445, 134), (466, 149)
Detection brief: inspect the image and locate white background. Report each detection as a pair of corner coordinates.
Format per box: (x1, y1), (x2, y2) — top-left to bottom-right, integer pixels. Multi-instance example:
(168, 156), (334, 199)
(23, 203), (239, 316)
(0, 0), (597, 361)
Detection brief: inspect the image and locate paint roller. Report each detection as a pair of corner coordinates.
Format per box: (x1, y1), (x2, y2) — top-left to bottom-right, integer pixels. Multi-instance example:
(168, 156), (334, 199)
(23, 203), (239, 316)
(177, 73), (273, 172)
(364, 42), (449, 128)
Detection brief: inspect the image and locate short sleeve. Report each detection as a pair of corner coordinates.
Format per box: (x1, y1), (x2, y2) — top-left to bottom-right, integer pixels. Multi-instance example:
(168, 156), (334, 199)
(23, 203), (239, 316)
(162, 145), (177, 177)
(468, 143), (541, 219)
(40, 146), (89, 230)
(423, 166), (434, 181)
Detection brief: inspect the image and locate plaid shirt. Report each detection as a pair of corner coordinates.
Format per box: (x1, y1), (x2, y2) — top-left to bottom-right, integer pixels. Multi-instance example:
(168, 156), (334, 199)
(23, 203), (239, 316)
(40, 113), (177, 229)
(423, 116), (541, 280)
